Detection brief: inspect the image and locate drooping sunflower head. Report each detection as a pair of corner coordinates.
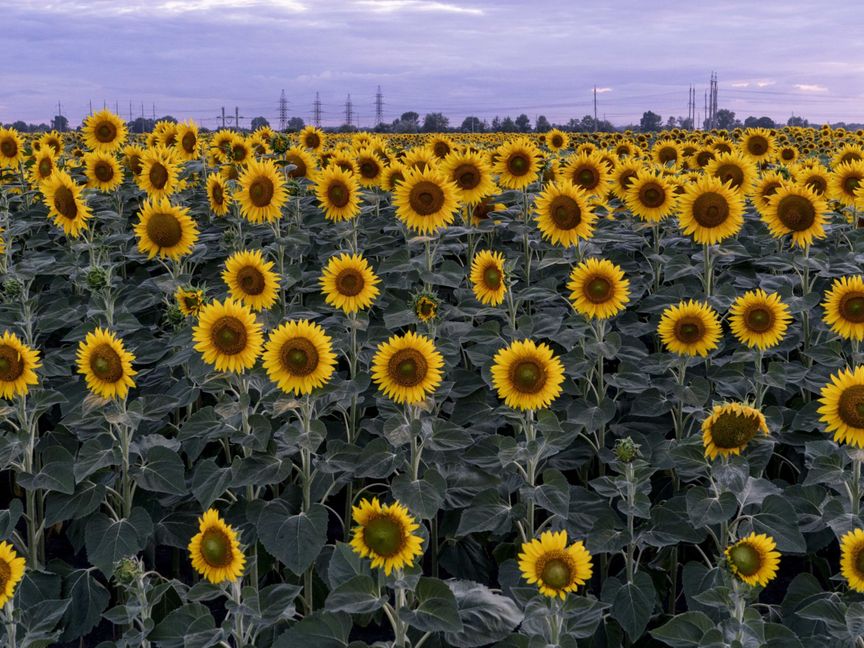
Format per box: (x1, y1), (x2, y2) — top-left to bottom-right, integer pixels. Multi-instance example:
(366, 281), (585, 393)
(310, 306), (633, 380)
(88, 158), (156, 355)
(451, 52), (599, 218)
(725, 533), (780, 587)
(0, 541), (26, 608)
(393, 166), (459, 234)
(82, 110), (127, 153)
(624, 170), (677, 222)
(546, 128), (569, 152)
(192, 298), (263, 373)
(134, 197), (199, 261)
(222, 249), (279, 312)
(350, 498), (424, 575)
(518, 530), (593, 599)
(763, 181), (828, 248)
(188, 509), (245, 584)
(136, 145), (181, 199)
(560, 151), (611, 196)
(491, 339), (565, 411)
(534, 180), (597, 247)
(299, 125), (326, 152)
(263, 320), (336, 395)
(0, 330), (40, 400)
(494, 137), (541, 189)
(84, 151), (122, 192)
(702, 402), (769, 460)
(658, 300), (723, 357)
(705, 151), (758, 195)
(371, 331), (444, 405)
(283, 146), (317, 180)
(830, 160), (864, 207)
(413, 292), (440, 322)
(839, 528), (864, 593)
(315, 165), (361, 222)
(741, 128), (775, 163)
(237, 159), (288, 223)
(206, 173), (232, 217)
(320, 252), (380, 314)
(76, 327), (137, 400)
(440, 150), (497, 205)
(470, 250), (507, 306)
(728, 289), (791, 349)
(40, 170), (92, 238)
(677, 174), (745, 245)
(823, 276), (864, 341)
(567, 257), (630, 320)
(175, 286), (206, 317)
(818, 366), (864, 448)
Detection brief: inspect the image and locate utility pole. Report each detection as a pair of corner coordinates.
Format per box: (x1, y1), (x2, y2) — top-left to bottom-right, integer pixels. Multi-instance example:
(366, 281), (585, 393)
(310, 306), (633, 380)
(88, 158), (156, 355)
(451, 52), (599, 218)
(313, 92), (322, 127)
(279, 89), (288, 131)
(152, 103), (156, 120)
(593, 85), (598, 131)
(89, 100), (93, 116)
(703, 90), (708, 130)
(375, 85), (384, 127)
(234, 106), (242, 129)
(345, 94), (354, 129)
(129, 101), (133, 123)
(221, 106), (226, 129)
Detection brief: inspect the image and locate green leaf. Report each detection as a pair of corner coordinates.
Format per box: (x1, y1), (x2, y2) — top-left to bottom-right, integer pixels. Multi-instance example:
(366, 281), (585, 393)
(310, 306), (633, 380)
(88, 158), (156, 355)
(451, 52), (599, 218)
(650, 611), (716, 647)
(45, 481), (105, 526)
(456, 490), (511, 536)
(534, 468), (570, 518)
(749, 494), (806, 552)
(443, 580), (523, 648)
(275, 611), (352, 648)
(685, 487), (737, 527)
(134, 446), (186, 495)
(84, 507), (153, 575)
(611, 571), (655, 640)
(19, 446), (75, 494)
(148, 602), (216, 644)
(59, 569), (110, 642)
(191, 457), (232, 509)
(391, 470), (446, 519)
(401, 577), (463, 633)
(258, 501), (328, 576)
(324, 575), (383, 614)
(327, 542), (372, 590)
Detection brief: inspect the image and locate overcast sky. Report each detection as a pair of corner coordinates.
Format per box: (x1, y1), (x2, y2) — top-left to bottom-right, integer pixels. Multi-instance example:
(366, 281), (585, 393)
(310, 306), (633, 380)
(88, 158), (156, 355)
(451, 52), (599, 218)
(4, 0), (864, 128)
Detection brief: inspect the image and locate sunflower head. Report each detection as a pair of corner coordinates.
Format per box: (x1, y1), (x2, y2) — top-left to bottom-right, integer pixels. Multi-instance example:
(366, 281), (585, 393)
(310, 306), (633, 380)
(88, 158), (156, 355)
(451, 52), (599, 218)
(705, 151), (757, 194)
(534, 180), (596, 247)
(702, 402), (769, 460)
(188, 509), (245, 584)
(830, 160), (864, 207)
(741, 128), (775, 162)
(518, 530), (593, 599)
(840, 528), (864, 593)
(320, 253), (380, 314)
(0, 331), (41, 400)
(818, 366), (864, 448)
(470, 250), (507, 306)
(223, 249), (279, 312)
(134, 197), (199, 261)
(440, 150), (497, 205)
(494, 138), (541, 189)
(763, 181), (827, 248)
(624, 170), (677, 222)
(677, 175), (745, 245)
(315, 165), (361, 222)
(350, 498), (424, 575)
(283, 146), (316, 180)
(207, 173), (232, 216)
(84, 151), (122, 192)
(175, 287), (206, 317)
(371, 331), (445, 405)
(561, 151), (610, 196)
(237, 159), (288, 223)
(725, 533), (780, 587)
(393, 167), (459, 234)
(300, 125), (326, 151)
(546, 129), (569, 152)
(657, 300), (722, 357)
(491, 339), (565, 411)
(76, 328), (137, 400)
(0, 541), (26, 608)
(567, 258), (630, 320)
(729, 289), (791, 349)
(41, 170), (92, 238)
(823, 276), (864, 341)
(192, 298), (264, 373)
(413, 292), (440, 322)
(83, 110), (127, 153)
(263, 320), (336, 395)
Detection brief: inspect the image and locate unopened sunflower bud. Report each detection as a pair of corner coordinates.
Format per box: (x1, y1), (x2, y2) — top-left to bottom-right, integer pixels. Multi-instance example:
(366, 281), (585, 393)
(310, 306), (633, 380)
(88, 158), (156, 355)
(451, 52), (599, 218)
(614, 437), (640, 463)
(85, 266), (109, 291)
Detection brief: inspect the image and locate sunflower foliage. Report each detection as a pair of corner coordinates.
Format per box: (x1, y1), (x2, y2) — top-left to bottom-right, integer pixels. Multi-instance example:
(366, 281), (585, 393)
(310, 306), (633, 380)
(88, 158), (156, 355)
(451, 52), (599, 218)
(1, 120), (864, 647)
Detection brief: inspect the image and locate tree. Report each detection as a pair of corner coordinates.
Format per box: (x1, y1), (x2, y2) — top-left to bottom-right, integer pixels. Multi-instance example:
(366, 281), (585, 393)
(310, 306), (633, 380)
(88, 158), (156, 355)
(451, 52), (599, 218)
(714, 109), (739, 130)
(51, 115), (69, 132)
(514, 114), (532, 132)
(500, 116), (517, 132)
(156, 115), (177, 123)
(665, 116), (677, 129)
(535, 115), (552, 132)
(286, 117), (305, 131)
(128, 117), (154, 133)
(787, 115), (809, 128)
(251, 116), (270, 131)
(743, 115), (775, 129)
(491, 116), (502, 131)
(460, 116), (486, 132)
(422, 112), (449, 133)
(392, 111), (420, 133)
(640, 111), (662, 132)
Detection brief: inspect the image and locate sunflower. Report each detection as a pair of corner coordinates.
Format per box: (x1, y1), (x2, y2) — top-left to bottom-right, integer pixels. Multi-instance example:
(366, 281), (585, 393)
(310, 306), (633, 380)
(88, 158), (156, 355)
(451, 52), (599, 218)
(315, 166), (361, 222)
(534, 180), (596, 247)
(752, 171), (786, 215)
(193, 298), (263, 373)
(299, 125), (326, 152)
(725, 533), (780, 587)
(76, 328), (137, 400)
(702, 402), (769, 460)
(728, 290), (791, 349)
(440, 150), (497, 205)
(84, 151), (122, 192)
(741, 128), (775, 163)
(122, 145), (146, 178)
(491, 339), (565, 411)
(0, 541), (25, 607)
(818, 366), (864, 448)
(829, 160), (864, 207)
(320, 252), (380, 314)
(518, 530), (592, 599)
(236, 159), (288, 223)
(82, 110), (127, 153)
(37, 131), (63, 156)
(546, 129), (569, 152)
(263, 320), (336, 395)
(222, 249), (279, 312)
(793, 162), (830, 196)
(28, 149), (57, 186)
(777, 145), (799, 165)
(0, 331), (40, 400)
(624, 170), (677, 222)
(350, 498), (424, 575)
(175, 287), (205, 317)
(206, 173), (232, 216)
(705, 151), (758, 194)
(393, 166), (459, 234)
(383, 163), (407, 191)
(413, 292), (440, 322)
(839, 528), (864, 593)
(652, 139), (681, 168)
(470, 250), (507, 306)
(658, 300), (722, 357)
(823, 276), (864, 341)
(137, 146), (181, 199)
(470, 199), (506, 226)
(134, 197), (198, 260)
(567, 258), (630, 319)
(371, 331), (444, 405)
(677, 175), (745, 245)
(352, 147), (386, 187)
(211, 130), (235, 162)
(560, 151), (611, 196)
(282, 146), (316, 181)
(175, 121), (200, 161)
(610, 159), (643, 200)
(833, 144), (864, 168)
(188, 509), (245, 584)
(41, 170), (92, 237)
(228, 136), (252, 166)
(429, 136), (453, 160)
(494, 138), (541, 189)
(763, 182), (828, 248)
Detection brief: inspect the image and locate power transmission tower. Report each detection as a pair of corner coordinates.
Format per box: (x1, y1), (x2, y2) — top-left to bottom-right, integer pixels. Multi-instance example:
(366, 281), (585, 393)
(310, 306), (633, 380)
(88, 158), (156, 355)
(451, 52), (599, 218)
(313, 92), (322, 127)
(129, 101), (133, 123)
(712, 72), (719, 128)
(375, 86), (384, 126)
(220, 106), (226, 129)
(703, 90), (708, 130)
(89, 100), (93, 116)
(234, 106), (244, 129)
(593, 85), (598, 131)
(152, 103), (156, 120)
(279, 90), (288, 131)
(345, 94), (354, 128)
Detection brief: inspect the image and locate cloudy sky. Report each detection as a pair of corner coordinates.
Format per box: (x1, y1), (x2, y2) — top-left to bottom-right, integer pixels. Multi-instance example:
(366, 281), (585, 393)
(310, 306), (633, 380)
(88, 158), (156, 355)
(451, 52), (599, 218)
(4, 0), (864, 128)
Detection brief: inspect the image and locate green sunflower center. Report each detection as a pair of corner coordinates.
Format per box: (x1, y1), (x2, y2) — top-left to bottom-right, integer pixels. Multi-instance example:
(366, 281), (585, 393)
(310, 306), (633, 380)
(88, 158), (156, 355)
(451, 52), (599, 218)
(838, 384), (864, 429)
(0, 344), (24, 382)
(335, 268), (364, 297)
(692, 192), (729, 228)
(327, 181), (350, 208)
(53, 186), (79, 220)
(729, 543), (761, 576)
(709, 410), (761, 449)
(89, 343), (124, 383)
(507, 153), (530, 176)
(146, 211), (183, 249)
(840, 293), (864, 323)
(844, 175), (861, 196)
(576, 167), (598, 189)
(674, 316), (706, 344)
(211, 316), (248, 356)
(483, 264), (502, 289)
(549, 196), (582, 230)
(200, 528), (233, 567)
(249, 176), (275, 207)
(540, 557), (572, 590)
(363, 515), (404, 557)
(585, 276), (612, 303)
(38, 158), (53, 177)
(776, 195), (816, 231)
(511, 359), (546, 394)
(745, 306), (774, 333)
(236, 266), (265, 296)
(388, 348), (428, 387)
(280, 338), (319, 376)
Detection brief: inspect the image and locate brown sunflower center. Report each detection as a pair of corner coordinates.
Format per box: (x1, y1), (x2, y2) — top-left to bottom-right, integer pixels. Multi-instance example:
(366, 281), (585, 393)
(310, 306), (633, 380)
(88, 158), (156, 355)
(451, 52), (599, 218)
(839, 384), (864, 429)
(729, 544), (761, 576)
(0, 557), (10, 591)
(434, 142), (450, 158)
(692, 192), (730, 228)
(747, 136), (768, 156)
(619, 170), (637, 189)
(510, 359), (546, 394)
(483, 264), (502, 289)
(38, 158), (53, 177)
(236, 266), (265, 296)
(507, 153), (530, 177)
(335, 268), (365, 297)
(146, 211), (183, 248)
(0, 138), (17, 158)
(149, 162), (168, 190)
(715, 164), (744, 189)
(696, 151), (715, 167)
(744, 306), (774, 332)
(211, 316), (248, 355)
(287, 155), (308, 178)
(454, 164), (481, 190)
(639, 183), (666, 208)
(674, 316), (706, 344)
(805, 176), (827, 195)
(549, 196), (582, 230)
(94, 161), (114, 183)
(710, 410), (761, 449)
(128, 154), (143, 175)
(551, 135), (564, 148)
(540, 556), (572, 590)
(0, 344), (24, 382)
(760, 182), (781, 202)
(182, 132), (196, 153)
(249, 176), (275, 207)
(658, 147), (678, 164)
(359, 160), (379, 179)
(388, 348), (428, 387)
(305, 133), (321, 149)
(53, 186), (79, 220)
(200, 528), (233, 567)
(363, 515), (404, 557)
(211, 184), (224, 206)
(327, 181), (351, 208)
(843, 175), (861, 196)
(781, 148), (795, 161)
(95, 121), (117, 143)
(575, 166), (599, 189)
(280, 338), (319, 376)
(408, 180), (445, 216)
(856, 548), (864, 575)
(776, 194), (816, 232)
(89, 343), (124, 382)
(585, 276), (613, 303)
(840, 292), (864, 323)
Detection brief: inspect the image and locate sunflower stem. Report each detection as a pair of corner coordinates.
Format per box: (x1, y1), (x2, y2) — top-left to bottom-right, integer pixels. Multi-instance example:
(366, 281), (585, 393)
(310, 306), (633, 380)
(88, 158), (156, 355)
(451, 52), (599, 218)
(18, 394), (43, 569)
(851, 456), (862, 517)
(523, 409), (537, 537)
(3, 599), (16, 648)
(546, 597), (562, 644)
(624, 461), (636, 583)
(754, 348), (765, 409)
(702, 243), (713, 299)
(732, 579), (746, 643)
(230, 579), (245, 648)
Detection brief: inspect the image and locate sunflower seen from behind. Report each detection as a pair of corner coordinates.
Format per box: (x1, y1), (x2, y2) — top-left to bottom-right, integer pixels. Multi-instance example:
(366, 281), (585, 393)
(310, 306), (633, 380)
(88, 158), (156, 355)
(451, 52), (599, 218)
(763, 182), (828, 248)
(818, 366), (864, 448)
(193, 298), (263, 373)
(222, 249), (279, 312)
(823, 276), (864, 341)
(0, 331), (40, 400)
(320, 252), (380, 314)
(702, 402), (769, 460)
(237, 158), (288, 223)
(82, 109), (127, 153)
(534, 180), (596, 247)
(315, 166), (361, 222)
(470, 250), (507, 306)
(725, 533), (780, 587)
(188, 509), (245, 584)
(0, 541), (25, 608)
(393, 166), (459, 235)
(134, 197), (199, 261)
(175, 287), (205, 317)
(658, 300), (722, 357)
(491, 339), (565, 411)
(350, 498), (424, 576)
(76, 328), (137, 400)
(728, 289), (791, 350)
(839, 528), (864, 593)
(41, 170), (92, 238)
(677, 175), (745, 245)
(567, 258), (630, 320)
(263, 320), (336, 395)
(518, 530), (592, 599)
(371, 331), (444, 405)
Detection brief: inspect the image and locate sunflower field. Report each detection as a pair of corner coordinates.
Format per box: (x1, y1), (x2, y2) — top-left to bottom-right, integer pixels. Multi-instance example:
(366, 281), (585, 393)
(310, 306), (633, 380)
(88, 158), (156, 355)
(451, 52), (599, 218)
(1, 115), (864, 647)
